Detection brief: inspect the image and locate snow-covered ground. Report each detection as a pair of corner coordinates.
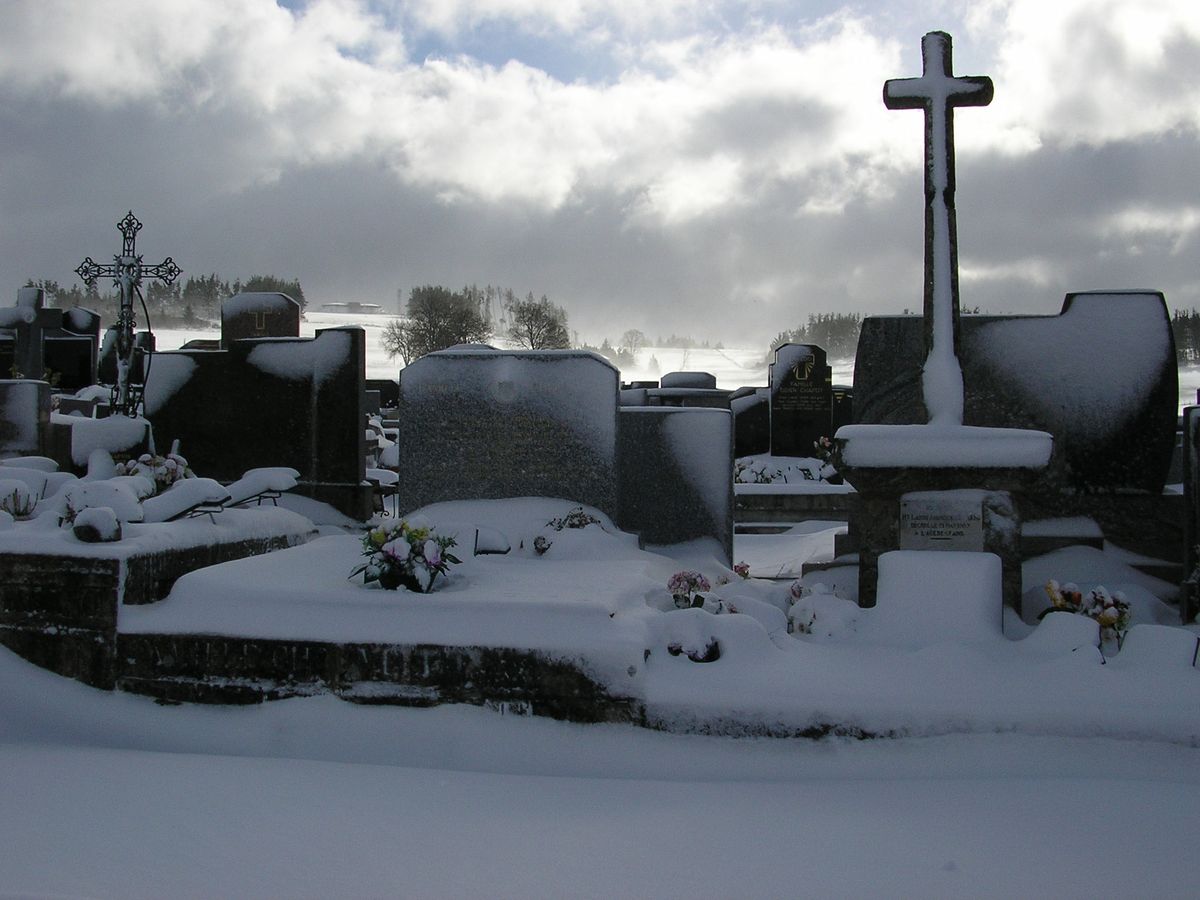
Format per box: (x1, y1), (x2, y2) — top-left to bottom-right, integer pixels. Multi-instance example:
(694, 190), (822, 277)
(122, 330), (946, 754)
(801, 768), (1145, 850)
(3, 643), (1199, 899)
(6, 322), (1196, 896)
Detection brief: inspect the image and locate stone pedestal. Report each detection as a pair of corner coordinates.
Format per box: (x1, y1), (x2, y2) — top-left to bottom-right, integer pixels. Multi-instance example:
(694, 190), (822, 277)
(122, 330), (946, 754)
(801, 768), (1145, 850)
(838, 463), (1041, 612)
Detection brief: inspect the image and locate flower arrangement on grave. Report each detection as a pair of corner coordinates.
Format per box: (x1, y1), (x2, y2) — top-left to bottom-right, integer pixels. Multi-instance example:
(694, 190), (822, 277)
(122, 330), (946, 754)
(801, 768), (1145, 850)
(733, 460), (781, 484)
(532, 534), (552, 555)
(353, 520), (460, 592)
(546, 507), (603, 530)
(1043, 579), (1131, 641)
(667, 570), (734, 613)
(119, 452), (193, 495)
(733, 561), (751, 580)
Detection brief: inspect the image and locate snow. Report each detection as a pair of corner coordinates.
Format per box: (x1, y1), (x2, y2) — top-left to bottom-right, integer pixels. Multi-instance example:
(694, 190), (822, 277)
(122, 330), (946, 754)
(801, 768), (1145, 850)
(835, 423), (1053, 468)
(222, 291), (296, 316)
(141, 477), (230, 523)
(974, 293), (1174, 437)
(140, 352), (196, 415)
(51, 412), (149, 466)
(5, 327), (1192, 894)
(246, 328), (354, 384)
(223, 466), (299, 505)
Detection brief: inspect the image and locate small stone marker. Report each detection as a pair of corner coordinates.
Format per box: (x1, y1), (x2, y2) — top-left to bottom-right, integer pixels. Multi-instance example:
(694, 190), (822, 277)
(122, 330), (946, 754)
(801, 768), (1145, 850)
(769, 343), (832, 457)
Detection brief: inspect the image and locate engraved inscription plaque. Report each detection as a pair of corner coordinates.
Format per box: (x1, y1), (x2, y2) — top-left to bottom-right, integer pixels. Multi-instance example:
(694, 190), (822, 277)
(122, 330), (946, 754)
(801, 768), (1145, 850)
(899, 494), (984, 551)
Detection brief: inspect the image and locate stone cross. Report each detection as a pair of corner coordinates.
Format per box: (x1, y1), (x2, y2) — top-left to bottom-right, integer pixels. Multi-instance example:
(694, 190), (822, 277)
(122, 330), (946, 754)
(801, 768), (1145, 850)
(884, 31), (992, 426)
(76, 211), (181, 415)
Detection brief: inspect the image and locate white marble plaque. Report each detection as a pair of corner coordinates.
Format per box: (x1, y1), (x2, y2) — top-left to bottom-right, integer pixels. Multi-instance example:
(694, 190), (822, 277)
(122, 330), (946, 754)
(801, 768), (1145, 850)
(899, 494), (984, 551)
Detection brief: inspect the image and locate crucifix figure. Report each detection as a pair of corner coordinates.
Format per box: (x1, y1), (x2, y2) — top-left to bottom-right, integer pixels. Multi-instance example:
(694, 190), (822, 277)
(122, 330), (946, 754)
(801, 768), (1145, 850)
(884, 31), (992, 426)
(76, 211), (181, 416)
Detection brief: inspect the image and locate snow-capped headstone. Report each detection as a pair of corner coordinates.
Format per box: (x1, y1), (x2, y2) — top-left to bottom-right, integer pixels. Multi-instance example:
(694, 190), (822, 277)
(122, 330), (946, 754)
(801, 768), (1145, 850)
(0, 379), (51, 460)
(731, 387), (770, 457)
(616, 407), (733, 563)
(144, 328), (370, 519)
(220, 292), (300, 349)
(398, 348), (619, 517)
(769, 343), (832, 457)
(0, 287), (100, 389)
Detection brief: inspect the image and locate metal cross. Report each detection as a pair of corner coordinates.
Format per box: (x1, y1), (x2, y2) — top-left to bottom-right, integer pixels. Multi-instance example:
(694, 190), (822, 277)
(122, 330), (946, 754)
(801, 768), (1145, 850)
(75, 211), (181, 416)
(884, 31), (992, 426)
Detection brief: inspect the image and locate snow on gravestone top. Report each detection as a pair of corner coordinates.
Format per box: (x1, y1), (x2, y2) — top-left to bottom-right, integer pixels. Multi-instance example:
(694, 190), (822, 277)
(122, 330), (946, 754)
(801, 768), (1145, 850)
(398, 348), (619, 516)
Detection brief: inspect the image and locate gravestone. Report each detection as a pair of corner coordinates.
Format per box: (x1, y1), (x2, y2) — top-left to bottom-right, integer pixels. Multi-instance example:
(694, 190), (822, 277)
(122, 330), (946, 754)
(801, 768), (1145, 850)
(730, 387), (770, 457)
(831, 385), (853, 432)
(144, 327), (369, 518)
(221, 292), (301, 349)
(769, 343), (832, 457)
(0, 380), (51, 459)
(365, 378), (399, 410)
(660, 371), (716, 389)
(397, 348), (619, 516)
(1182, 404), (1200, 624)
(832, 31), (1050, 611)
(0, 289), (101, 389)
(617, 407), (733, 564)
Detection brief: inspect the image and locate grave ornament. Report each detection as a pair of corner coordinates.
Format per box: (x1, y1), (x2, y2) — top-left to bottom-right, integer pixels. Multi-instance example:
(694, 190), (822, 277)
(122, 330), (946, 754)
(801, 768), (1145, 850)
(76, 212), (181, 417)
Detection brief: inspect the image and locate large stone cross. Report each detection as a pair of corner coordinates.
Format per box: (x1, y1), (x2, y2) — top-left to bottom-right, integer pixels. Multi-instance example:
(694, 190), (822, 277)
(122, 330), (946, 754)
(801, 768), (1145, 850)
(884, 31), (992, 426)
(76, 211), (181, 415)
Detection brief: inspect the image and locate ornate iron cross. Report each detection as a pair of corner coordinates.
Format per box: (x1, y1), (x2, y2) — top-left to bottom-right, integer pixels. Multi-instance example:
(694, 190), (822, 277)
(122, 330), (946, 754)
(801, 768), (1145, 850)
(884, 31), (992, 426)
(75, 211), (181, 416)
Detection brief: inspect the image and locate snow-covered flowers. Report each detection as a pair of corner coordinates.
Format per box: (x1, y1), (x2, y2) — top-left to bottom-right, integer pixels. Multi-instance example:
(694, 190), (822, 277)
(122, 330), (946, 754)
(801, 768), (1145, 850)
(1044, 580), (1131, 641)
(546, 507), (602, 530)
(733, 561), (751, 580)
(119, 452), (193, 495)
(353, 520), (460, 593)
(667, 570), (731, 613)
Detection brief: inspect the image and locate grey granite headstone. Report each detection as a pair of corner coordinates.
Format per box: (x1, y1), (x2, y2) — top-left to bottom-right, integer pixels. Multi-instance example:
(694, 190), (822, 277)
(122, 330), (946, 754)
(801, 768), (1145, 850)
(0, 380), (50, 458)
(616, 407), (733, 564)
(397, 348), (619, 516)
(769, 343), (832, 457)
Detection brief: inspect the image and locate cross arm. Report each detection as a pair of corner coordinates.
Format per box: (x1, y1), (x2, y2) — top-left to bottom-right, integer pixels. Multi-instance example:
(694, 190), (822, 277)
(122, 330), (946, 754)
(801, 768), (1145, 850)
(75, 257), (119, 286)
(144, 257), (182, 285)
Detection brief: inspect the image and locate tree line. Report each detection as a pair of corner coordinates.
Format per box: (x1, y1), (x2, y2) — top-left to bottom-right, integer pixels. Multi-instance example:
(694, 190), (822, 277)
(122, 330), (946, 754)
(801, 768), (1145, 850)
(1172, 309), (1200, 364)
(769, 312), (863, 360)
(23, 274), (307, 328)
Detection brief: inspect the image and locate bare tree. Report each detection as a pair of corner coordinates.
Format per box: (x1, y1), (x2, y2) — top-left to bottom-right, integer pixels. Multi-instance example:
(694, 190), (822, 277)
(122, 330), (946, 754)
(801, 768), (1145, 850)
(506, 293), (570, 349)
(381, 285), (492, 364)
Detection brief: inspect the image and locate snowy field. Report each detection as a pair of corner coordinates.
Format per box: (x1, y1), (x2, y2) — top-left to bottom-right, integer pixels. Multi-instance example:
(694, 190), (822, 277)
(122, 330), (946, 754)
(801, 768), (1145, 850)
(4, 646), (1199, 899)
(4, 495), (1200, 897)
(158, 312), (1196, 412)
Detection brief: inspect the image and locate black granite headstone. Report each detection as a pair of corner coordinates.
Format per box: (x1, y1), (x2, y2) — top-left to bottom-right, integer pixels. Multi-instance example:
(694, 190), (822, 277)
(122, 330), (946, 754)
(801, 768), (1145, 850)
(220, 292), (301, 349)
(769, 343), (832, 457)
(143, 327), (369, 519)
(731, 387), (770, 458)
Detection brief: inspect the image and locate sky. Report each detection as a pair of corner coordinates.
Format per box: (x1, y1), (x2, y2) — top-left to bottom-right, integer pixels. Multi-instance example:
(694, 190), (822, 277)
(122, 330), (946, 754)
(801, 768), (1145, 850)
(0, 0), (1198, 347)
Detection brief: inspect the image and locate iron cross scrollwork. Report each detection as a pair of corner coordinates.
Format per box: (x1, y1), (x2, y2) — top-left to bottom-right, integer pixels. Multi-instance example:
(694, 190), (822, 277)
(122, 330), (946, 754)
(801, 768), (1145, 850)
(75, 211), (181, 416)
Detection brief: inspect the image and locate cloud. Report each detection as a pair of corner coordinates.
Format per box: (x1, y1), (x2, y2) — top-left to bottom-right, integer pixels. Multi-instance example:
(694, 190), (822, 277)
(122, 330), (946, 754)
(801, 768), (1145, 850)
(0, 0), (1198, 349)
